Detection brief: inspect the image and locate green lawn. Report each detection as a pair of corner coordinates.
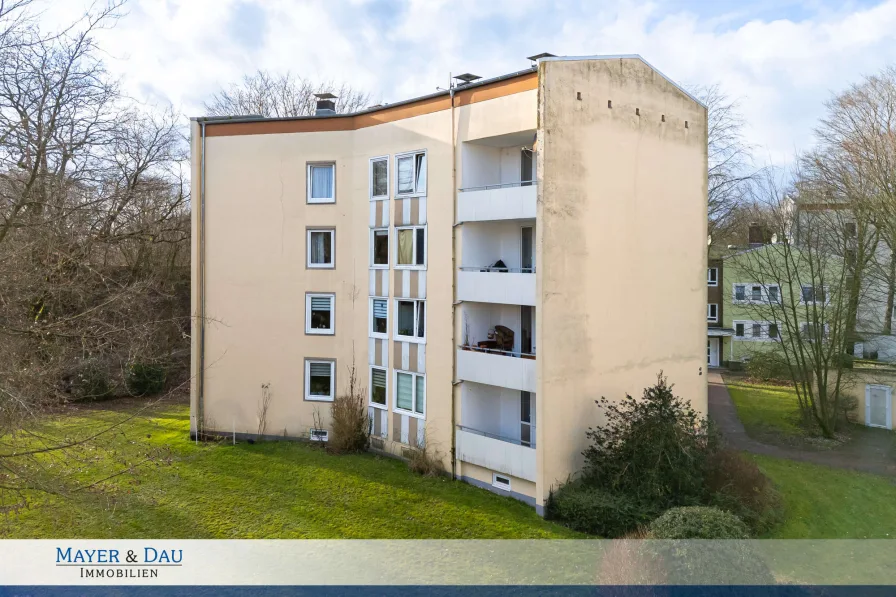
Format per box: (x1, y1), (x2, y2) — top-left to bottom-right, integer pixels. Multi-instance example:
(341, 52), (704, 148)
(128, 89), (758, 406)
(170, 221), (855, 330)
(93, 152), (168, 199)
(755, 455), (896, 539)
(2, 399), (577, 539)
(725, 377), (807, 441)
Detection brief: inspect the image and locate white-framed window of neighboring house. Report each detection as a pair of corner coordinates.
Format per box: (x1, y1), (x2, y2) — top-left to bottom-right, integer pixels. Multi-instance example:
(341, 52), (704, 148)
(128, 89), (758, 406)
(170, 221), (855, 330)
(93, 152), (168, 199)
(306, 228), (334, 268)
(305, 359), (335, 402)
(394, 369), (425, 418)
(733, 283), (779, 304)
(307, 162), (336, 204)
(395, 299), (425, 342)
(707, 267), (718, 286)
(800, 285), (829, 305)
(305, 293), (335, 335)
(800, 321), (829, 342)
(395, 150), (427, 196)
(369, 366), (387, 409)
(395, 225), (426, 269)
(707, 303), (719, 323)
(369, 297), (389, 339)
(733, 320), (778, 341)
(370, 156), (389, 200)
(370, 228), (389, 268)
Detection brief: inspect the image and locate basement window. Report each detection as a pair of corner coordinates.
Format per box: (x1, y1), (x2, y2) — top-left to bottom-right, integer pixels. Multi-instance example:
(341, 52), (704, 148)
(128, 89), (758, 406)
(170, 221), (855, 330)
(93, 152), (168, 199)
(492, 474), (512, 491)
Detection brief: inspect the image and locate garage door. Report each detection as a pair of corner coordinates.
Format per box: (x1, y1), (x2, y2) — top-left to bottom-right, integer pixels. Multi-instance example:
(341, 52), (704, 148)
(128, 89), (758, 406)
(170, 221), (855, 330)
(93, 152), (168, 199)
(865, 384), (893, 429)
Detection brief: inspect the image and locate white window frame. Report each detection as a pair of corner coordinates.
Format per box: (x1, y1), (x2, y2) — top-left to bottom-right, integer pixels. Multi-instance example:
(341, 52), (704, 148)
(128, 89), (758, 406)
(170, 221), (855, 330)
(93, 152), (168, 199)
(304, 359), (335, 402)
(306, 228), (335, 269)
(394, 150), (427, 197)
(492, 473), (512, 491)
(707, 267), (718, 287)
(305, 293), (335, 335)
(370, 156), (389, 200)
(732, 283), (779, 305)
(707, 303), (718, 323)
(307, 162), (336, 204)
(370, 228), (389, 269)
(800, 321), (830, 341)
(394, 225), (426, 269)
(734, 322), (745, 338)
(393, 369), (425, 419)
(800, 284), (830, 306)
(369, 297), (389, 340)
(369, 365), (388, 410)
(733, 284), (747, 303)
(765, 284), (781, 304)
(733, 319), (780, 342)
(394, 298), (426, 343)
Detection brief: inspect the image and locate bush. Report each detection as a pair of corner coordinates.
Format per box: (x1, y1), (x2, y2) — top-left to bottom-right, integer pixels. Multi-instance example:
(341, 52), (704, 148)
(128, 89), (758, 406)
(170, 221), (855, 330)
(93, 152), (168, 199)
(407, 442), (443, 477)
(838, 394), (859, 423)
(126, 363), (167, 396)
(581, 373), (717, 510)
(705, 449), (783, 535)
(329, 363), (369, 454)
(727, 360), (745, 372)
(545, 481), (658, 537)
(68, 363), (113, 401)
(745, 351), (791, 382)
(649, 506), (749, 539)
(835, 353), (855, 370)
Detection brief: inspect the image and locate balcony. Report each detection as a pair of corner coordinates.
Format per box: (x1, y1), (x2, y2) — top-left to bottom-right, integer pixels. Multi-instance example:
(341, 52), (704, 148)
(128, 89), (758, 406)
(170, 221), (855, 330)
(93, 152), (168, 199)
(455, 426), (536, 482)
(456, 347), (536, 393)
(457, 182), (537, 223)
(457, 267), (536, 306)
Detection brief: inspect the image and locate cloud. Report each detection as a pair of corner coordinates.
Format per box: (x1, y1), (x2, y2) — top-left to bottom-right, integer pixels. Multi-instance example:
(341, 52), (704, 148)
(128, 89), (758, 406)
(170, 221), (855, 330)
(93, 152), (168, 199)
(34, 0), (896, 166)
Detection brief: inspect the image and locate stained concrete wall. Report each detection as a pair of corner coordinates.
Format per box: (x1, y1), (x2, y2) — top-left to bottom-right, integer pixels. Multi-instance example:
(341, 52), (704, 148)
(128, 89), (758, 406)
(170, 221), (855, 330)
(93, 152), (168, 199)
(535, 57), (709, 507)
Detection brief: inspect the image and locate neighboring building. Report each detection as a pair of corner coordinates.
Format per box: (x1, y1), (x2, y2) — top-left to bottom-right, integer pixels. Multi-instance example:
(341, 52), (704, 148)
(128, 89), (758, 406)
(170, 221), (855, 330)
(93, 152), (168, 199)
(707, 248), (734, 368)
(189, 55), (708, 513)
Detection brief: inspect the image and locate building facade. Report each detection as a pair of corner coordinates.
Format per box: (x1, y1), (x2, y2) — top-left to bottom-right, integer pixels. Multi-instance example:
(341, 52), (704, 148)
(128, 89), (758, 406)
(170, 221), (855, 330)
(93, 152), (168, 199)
(190, 55), (708, 513)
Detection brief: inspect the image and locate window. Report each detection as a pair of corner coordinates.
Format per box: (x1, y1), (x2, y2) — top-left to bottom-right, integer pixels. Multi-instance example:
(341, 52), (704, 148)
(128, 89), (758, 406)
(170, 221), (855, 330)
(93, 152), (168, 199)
(752, 323), (762, 338)
(305, 293), (335, 335)
(735, 323), (745, 337)
(305, 359), (335, 401)
(396, 299), (425, 341)
(751, 285), (762, 302)
(370, 157), (389, 200)
(396, 226), (426, 268)
(309, 428), (329, 442)
(370, 298), (388, 339)
(492, 474), (512, 491)
(370, 229), (389, 268)
(845, 222), (857, 238)
(768, 323), (779, 339)
(707, 268), (718, 286)
(801, 285), (828, 305)
(370, 366), (387, 409)
(707, 303), (718, 323)
(307, 163), (335, 203)
(396, 151), (427, 196)
(394, 370), (425, 417)
(801, 322), (827, 341)
(766, 285), (779, 303)
(734, 320), (778, 341)
(306, 229), (334, 268)
(734, 285), (746, 301)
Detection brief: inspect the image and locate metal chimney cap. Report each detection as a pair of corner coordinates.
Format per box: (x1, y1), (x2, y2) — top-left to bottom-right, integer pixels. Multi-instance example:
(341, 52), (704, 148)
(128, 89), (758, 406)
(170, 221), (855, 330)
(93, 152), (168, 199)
(314, 92), (338, 100)
(453, 73), (481, 84)
(527, 52), (556, 62)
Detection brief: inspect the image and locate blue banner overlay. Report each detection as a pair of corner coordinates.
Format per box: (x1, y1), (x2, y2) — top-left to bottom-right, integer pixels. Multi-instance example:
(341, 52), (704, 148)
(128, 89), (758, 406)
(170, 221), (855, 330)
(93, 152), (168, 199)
(1, 540), (896, 587)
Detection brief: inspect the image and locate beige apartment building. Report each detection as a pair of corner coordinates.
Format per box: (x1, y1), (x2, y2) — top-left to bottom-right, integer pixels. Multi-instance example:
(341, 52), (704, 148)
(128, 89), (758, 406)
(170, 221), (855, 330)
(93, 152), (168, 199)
(190, 54), (709, 513)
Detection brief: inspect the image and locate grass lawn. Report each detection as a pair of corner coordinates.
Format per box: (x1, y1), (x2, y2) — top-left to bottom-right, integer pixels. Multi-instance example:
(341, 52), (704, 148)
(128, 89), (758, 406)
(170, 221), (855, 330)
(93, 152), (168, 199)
(754, 454), (896, 539)
(725, 377), (808, 443)
(2, 398), (578, 539)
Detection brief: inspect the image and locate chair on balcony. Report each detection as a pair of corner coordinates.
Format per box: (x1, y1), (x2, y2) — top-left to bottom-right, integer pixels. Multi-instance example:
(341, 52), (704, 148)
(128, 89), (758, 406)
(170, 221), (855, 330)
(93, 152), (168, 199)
(494, 325), (515, 353)
(481, 259), (507, 273)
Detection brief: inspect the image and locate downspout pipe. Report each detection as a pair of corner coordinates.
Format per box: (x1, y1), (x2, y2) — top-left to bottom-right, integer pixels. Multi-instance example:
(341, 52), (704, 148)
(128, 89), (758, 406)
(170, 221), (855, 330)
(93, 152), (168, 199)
(196, 121), (207, 439)
(449, 80), (458, 480)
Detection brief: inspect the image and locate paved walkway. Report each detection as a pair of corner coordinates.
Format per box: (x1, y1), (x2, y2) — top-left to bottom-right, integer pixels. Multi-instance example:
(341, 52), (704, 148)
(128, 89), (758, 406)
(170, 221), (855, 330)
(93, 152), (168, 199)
(708, 371), (896, 477)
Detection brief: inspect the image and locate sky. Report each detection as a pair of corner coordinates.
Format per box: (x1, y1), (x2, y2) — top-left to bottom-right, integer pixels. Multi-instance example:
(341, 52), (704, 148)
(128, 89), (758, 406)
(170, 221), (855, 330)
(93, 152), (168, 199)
(36, 0), (896, 167)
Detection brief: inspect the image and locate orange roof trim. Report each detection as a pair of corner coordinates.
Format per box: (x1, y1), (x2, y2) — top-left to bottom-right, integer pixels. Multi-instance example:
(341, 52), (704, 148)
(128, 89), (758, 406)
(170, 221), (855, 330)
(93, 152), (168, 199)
(205, 71), (537, 137)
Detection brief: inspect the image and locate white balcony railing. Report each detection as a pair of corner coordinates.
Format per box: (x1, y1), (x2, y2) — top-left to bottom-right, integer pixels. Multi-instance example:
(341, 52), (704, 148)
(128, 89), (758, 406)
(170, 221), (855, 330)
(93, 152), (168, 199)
(457, 182), (536, 223)
(455, 426), (536, 482)
(457, 269), (536, 306)
(456, 347), (536, 393)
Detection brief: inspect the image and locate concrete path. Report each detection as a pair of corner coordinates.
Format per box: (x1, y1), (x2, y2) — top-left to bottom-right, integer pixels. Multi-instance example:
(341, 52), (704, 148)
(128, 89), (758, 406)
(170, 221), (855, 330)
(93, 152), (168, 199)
(708, 371), (896, 477)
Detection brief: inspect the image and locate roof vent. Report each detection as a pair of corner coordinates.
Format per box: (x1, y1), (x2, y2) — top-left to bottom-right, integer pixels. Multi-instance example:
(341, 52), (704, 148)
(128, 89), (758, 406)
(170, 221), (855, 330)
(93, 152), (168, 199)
(527, 52), (556, 64)
(314, 93), (337, 116)
(453, 73), (481, 87)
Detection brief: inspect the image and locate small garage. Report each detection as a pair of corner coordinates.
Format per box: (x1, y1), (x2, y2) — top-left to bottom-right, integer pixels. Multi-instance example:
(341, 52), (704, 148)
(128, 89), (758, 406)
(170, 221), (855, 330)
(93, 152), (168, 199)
(849, 371), (896, 430)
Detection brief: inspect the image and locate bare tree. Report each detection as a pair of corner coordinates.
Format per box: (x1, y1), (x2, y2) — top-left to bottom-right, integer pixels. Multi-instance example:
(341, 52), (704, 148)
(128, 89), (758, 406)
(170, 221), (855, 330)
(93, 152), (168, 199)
(691, 84), (761, 242)
(204, 70), (372, 118)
